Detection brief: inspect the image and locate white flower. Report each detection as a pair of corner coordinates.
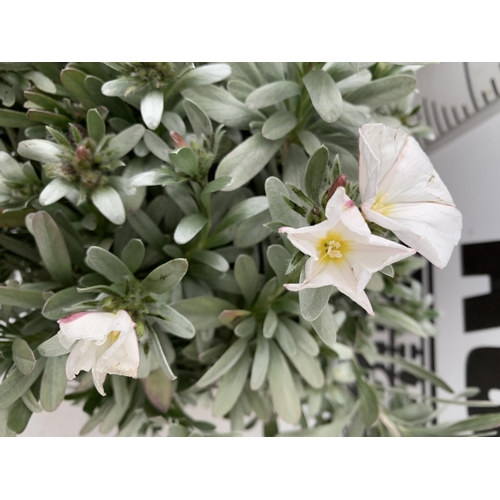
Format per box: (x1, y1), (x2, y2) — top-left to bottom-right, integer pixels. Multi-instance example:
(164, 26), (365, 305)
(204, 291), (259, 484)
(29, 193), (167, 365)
(57, 310), (140, 396)
(280, 187), (415, 315)
(358, 123), (462, 268)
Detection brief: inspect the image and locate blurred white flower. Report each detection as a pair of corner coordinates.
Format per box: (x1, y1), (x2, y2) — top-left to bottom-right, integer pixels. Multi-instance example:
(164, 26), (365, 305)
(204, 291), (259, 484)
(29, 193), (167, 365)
(358, 123), (462, 268)
(57, 310), (140, 396)
(280, 187), (415, 315)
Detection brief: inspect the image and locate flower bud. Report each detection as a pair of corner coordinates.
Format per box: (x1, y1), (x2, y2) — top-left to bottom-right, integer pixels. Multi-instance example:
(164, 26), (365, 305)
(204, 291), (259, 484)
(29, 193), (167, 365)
(76, 146), (91, 162)
(327, 174), (347, 200)
(170, 131), (188, 148)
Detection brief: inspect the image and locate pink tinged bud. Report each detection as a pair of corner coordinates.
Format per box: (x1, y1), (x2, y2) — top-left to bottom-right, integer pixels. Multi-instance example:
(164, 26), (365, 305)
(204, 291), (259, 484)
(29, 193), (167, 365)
(327, 174), (347, 200)
(76, 146), (91, 162)
(170, 131), (188, 148)
(345, 199), (356, 208)
(58, 311), (91, 324)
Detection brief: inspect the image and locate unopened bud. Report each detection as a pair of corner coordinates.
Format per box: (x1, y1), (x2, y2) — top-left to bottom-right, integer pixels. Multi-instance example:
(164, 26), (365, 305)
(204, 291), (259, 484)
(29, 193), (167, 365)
(170, 131), (188, 148)
(76, 146), (91, 162)
(327, 174), (347, 200)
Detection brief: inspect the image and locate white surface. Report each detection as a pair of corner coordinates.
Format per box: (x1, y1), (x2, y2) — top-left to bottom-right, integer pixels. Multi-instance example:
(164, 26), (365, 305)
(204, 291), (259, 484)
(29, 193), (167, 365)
(429, 108), (500, 422)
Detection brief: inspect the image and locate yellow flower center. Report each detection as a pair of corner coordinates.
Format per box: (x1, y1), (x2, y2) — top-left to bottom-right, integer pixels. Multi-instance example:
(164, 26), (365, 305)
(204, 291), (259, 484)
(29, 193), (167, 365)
(109, 330), (120, 343)
(317, 232), (350, 261)
(371, 193), (394, 216)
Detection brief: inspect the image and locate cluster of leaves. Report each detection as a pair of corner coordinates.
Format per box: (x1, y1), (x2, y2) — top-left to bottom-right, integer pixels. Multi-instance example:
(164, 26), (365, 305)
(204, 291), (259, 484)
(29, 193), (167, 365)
(0, 62), (498, 438)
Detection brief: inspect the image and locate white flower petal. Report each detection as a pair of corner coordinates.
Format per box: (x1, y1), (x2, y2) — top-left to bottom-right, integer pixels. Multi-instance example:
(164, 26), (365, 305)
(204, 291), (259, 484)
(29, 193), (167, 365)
(92, 367), (107, 396)
(327, 187), (371, 238)
(363, 202), (462, 268)
(96, 327), (140, 378)
(376, 137), (454, 205)
(65, 340), (97, 380)
(359, 123), (408, 202)
(328, 258), (373, 315)
(280, 220), (336, 258)
(285, 257), (332, 290)
(57, 312), (116, 348)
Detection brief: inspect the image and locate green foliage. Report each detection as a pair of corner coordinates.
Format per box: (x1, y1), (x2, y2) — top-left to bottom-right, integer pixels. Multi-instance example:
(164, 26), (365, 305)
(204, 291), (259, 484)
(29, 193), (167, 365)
(0, 61), (487, 438)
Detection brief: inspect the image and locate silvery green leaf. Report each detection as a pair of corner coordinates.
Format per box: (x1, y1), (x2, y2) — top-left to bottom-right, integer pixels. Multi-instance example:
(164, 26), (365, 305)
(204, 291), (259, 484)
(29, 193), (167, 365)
(172, 64), (231, 93)
(39, 178), (75, 206)
(234, 255), (260, 306)
(303, 70), (342, 123)
(357, 377), (379, 427)
(215, 134), (283, 191)
(374, 305), (429, 337)
(213, 351), (251, 417)
(0, 152), (26, 183)
(337, 101), (370, 127)
(250, 335), (270, 391)
(287, 348), (324, 389)
(0, 109), (32, 128)
(40, 355), (67, 412)
(257, 62), (285, 81)
(262, 110), (297, 140)
(234, 316), (256, 338)
(143, 130), (171, 162)
(128, 209), (167, 251)
(0, 360), (46, 411)
(80, 399), (114, 436)
(196, 337), (249, 388)
(323, 62), (374, 81)
(169, 147), (198, 176)
(149, 327), (176, 380)
(215, 196), (269, 235)
(245, 81), (301, 110)
(141, 89), (164, 130)
(263, 308), (278, 339)
(100, 378), (131, 433)
(391, 403), (433, 423)
(166, 184), (199, 215)
(275, 321), (296, 356)
(366, 272), (384, 292)
(85, 246), (133, 283)
(149, 303), (195, 340)
(183, 99), (213, 137)
(12, 338), (36, 376)
(107, 124), (145, 159)
(311, 305), (342, 348)
(32, 211), (74, 286)
(38, 335), (71, 357)
(336, 69), (372, 95)
(142, 368), (174, 413)
(22, 390), (42, 413)
(227, 80), (255, 101)
(324, 143), (358, 181)
(268, 342), (301, 424)
(174, 213), (207, 245)
(234, 210), (271, 248)
(202, 176), (232, 195)
(161, 111), (186, 135)
(265, 176), (305, 227)
(305, 145), (328, 202)
(7, 398), (32, 434)
(120, 239), (145, 273)
(0, 287), (45, 309)
(117, 409), (147, 437)
(377, 354), (453, 393)
(171, 296), (235, 330)
(380, 264), (395, 277)
(42, 286), (94, 321)
(299, 283), (332, 322)
(192, 250), (229, 273)
(142, 258), (188, 294)
(108, 176), (146, 215)
(169, 423), (190, 437)
(282, 317), (319, 357)
(17, 139), (66, 164)
(101, 78), (135, 97)
(297, 130), (322, 156)
(183, 85), (258, 129)
(266, 245), (290, 284)
(345, 75), (417, 108)
(24, 70), (56, 94)
(331, 341), (352, 360)
(0, 82), (15, 107)
(86, 108), (106, 143)
(0, 410), (15, 437)
(91, 185), (126, 225)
